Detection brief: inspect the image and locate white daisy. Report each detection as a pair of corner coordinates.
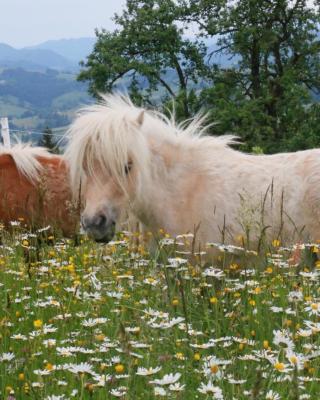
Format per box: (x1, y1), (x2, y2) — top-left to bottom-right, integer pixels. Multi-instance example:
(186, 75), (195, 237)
(150, 373), (181, 385)
(136, 366), (162, 376)
(198, 381), (224, 398)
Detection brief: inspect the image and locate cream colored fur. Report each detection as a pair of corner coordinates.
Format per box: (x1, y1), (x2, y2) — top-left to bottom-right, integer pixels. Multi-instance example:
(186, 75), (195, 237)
(65, 94), (320, 248)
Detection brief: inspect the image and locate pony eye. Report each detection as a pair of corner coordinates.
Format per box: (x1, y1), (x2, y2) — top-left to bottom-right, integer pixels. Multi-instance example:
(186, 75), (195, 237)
(124, 161), (133, 175)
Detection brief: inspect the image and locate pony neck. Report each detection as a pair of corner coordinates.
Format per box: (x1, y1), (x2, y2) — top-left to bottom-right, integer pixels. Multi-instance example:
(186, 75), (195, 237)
(133, 136), (195, 235)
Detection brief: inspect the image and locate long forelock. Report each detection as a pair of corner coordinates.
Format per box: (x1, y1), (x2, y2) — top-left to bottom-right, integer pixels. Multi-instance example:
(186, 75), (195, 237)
(65, 98), (151, 197)
(0, 143), (52, 182)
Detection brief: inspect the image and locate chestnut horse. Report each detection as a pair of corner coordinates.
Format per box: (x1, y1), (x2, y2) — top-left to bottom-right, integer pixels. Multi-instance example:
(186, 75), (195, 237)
(65, 94), (320, 251)
(0, 144), (78, 235)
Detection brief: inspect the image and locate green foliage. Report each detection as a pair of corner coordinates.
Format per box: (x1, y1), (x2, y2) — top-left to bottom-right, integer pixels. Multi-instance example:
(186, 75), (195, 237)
(78, 0), (207, 119)
(79, 0), (320, 153)
(183, 0), (320, 152)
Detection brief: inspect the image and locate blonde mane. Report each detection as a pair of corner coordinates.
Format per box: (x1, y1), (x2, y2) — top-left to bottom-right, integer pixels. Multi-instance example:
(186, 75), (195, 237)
(0, 143), (52, 182)
(65, 93), (237, 196)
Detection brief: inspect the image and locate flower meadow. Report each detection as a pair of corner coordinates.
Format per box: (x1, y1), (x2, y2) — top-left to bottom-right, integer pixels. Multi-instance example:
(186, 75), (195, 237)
(0, 225), (320, 399)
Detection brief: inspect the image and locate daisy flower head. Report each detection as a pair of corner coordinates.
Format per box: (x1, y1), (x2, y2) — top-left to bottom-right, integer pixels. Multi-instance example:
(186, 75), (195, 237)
(150, 373), (181, 386)
(198, 381), (224, 399)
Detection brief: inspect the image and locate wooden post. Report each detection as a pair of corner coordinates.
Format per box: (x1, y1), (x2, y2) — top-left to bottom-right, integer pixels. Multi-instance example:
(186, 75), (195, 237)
(0, 118), (11, 148)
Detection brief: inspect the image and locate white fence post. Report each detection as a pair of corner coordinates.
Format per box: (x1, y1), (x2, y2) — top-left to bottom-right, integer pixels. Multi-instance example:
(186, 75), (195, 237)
(0, 117), (11, 148)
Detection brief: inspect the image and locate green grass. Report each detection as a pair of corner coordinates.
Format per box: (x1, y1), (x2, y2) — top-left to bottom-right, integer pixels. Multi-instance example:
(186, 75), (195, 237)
(0, 226), (320, 399)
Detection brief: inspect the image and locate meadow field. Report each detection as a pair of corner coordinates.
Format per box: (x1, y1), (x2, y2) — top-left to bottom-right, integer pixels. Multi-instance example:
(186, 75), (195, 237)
(0, 225), (320, 399)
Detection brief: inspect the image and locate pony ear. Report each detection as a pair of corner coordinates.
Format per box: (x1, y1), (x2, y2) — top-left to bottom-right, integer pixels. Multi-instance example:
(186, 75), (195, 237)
(136, 111), (144, 127)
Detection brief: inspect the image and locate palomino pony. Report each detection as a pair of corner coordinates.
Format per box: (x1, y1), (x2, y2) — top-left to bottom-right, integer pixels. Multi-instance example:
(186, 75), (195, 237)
(65, 94), (320, 251)
(0, 144), (78, 236)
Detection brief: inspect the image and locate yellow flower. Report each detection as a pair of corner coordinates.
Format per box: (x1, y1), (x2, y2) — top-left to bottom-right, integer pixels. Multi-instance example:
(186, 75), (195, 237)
(272, 239), (280, 247)
(274, 362), (284, 371)
(265, 266), (273, 274)
(176, 352), (184, 360)
(249, 299), (256, 306)
(24, 383), (30, 394)
(194, 353), (201, 361)
(18, 373), (25, 381)
(253, 287), (262, 294)
(115, 364), (125, 373)
(95, 334), (105, 341)
(22, 240), (29, 247)
(66, 264), (75, 273)
(45, 363), (54, 371)
(210, 297), (218, 304)
(263, 340), (269, 349)
(210, 365), (219, 374)
(289, 356), (297, 365)
(33, 319), (43, 329)
(172, 298), (179, 306)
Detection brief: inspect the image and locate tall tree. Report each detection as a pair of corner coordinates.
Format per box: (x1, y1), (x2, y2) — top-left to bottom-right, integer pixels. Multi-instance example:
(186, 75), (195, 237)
(78, 0), (207, 119)
(181, 0), (320, 152)
(38, 127), (59, 153)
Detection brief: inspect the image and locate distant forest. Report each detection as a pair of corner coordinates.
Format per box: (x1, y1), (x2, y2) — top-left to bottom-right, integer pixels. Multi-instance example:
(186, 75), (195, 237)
(0, 68), (90, 131)
(0, 69), (82, 107)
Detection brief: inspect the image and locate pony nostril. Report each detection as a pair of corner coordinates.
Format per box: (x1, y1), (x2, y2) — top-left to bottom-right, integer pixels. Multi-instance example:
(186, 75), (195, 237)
(95, 214), (107, 228)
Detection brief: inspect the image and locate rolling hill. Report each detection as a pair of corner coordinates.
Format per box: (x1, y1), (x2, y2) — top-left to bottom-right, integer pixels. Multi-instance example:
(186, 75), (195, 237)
(27, 37), (95, 63)
(0, 43), (77, 71)
(0, 38), (96, 136)
(0, 68), (91, 135)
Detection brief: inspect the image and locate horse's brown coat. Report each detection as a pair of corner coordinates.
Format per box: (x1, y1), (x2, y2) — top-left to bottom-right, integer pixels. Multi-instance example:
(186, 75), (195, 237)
(0, 153), (77, 235)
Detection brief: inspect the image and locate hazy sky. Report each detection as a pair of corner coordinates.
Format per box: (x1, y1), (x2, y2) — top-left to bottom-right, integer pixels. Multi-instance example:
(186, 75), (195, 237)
(0, 0), (127, 48)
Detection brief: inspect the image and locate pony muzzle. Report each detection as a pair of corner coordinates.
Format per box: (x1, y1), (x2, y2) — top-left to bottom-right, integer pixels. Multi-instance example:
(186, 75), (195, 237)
(81, 213), (116, 243)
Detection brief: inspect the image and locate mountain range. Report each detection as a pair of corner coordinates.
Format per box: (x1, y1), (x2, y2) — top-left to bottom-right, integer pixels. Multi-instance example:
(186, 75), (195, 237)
(0, 38), (95, 71)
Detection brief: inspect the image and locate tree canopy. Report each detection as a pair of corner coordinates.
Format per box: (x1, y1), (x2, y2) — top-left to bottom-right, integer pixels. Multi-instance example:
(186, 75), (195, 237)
(78, 0), (320, 152)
